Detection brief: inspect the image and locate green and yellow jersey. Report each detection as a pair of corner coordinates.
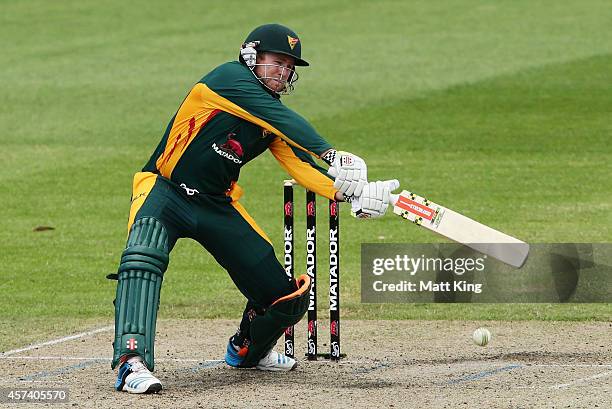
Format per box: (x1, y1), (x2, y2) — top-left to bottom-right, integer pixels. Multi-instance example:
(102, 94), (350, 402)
(142, 61), (337, 201)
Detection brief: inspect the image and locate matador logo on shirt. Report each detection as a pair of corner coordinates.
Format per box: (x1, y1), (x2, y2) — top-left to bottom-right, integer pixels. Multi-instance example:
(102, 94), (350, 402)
(212, 133), (244, 164)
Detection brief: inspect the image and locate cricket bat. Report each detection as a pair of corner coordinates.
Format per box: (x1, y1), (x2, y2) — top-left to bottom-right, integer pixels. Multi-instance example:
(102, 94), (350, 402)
(390, 190), (529, 268)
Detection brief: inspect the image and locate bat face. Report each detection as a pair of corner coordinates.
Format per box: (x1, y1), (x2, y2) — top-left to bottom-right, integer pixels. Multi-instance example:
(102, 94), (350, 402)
(392, 190), (529, 268)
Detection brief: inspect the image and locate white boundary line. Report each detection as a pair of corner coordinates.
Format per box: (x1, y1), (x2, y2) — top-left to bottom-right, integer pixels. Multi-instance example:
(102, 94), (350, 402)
(0, 325), (114, 357)
(550, 370), (612, 389)
(530, 364), (612, 367)
(0, 355), (223, 363)
(0, 356), (111, 361)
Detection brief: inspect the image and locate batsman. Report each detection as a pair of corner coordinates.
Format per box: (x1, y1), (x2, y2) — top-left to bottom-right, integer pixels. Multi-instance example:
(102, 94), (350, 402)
(110, 23), (400, 393)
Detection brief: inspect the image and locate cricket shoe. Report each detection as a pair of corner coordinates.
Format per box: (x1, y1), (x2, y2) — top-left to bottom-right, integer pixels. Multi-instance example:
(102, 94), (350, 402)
(225, 341), (297, 371)
(115, 356), (162, 394)
(256, 349), (297, 371)
(224, 340), (246, 368)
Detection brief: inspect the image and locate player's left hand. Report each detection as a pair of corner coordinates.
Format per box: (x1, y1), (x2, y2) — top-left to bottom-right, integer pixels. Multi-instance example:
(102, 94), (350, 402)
(240, 41), (260, 68)
(327, 151), (368, 200)
(351, 179), (400, 219)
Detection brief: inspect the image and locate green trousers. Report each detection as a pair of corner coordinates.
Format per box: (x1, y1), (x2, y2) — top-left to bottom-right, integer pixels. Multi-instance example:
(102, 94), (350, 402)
(131, 173), (294, 305)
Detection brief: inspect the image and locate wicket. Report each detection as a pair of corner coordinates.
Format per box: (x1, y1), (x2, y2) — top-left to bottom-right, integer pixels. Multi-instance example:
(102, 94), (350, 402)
(283, 180), (343, 361)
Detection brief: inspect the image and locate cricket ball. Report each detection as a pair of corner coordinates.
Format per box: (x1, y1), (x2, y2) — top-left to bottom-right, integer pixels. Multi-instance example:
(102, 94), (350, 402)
(472, 327), (491, 346)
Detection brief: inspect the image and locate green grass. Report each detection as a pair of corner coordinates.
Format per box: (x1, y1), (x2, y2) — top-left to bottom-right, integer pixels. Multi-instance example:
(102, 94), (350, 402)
(1, 1), (611, 350)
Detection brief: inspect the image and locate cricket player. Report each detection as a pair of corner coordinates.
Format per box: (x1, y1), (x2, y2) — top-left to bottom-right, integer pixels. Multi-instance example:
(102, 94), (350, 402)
(110, 23), (399, 393)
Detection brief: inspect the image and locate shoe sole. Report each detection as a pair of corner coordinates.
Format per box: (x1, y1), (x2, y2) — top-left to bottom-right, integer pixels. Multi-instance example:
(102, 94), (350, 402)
(123, 382), (162, 394)
(145, 383), (162, 394)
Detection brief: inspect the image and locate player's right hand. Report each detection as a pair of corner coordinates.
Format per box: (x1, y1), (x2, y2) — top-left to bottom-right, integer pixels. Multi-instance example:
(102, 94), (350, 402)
(327, 151), (368, 200)
(351, 179), (400, 219)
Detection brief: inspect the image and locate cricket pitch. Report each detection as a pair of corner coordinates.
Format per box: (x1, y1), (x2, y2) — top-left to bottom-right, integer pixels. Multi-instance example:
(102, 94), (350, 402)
(1, 320), (610, 407)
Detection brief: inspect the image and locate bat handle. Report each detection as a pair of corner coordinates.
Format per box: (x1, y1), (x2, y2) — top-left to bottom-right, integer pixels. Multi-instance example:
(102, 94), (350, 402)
(390, 193), (399, 206)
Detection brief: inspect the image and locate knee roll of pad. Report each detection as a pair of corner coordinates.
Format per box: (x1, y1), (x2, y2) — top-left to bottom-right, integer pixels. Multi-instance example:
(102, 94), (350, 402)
(240, 275), (311, 367)
(112, 218), (169, 370)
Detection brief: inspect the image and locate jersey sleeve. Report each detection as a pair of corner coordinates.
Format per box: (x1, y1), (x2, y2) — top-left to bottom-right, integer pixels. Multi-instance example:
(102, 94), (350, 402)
(200, 62), (333, 158)
(269, 137), (337, 200)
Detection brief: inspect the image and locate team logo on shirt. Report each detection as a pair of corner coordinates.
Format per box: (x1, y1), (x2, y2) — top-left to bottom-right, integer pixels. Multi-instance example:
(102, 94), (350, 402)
(287, 35), (299, 50)
(212, 133), (244, 164)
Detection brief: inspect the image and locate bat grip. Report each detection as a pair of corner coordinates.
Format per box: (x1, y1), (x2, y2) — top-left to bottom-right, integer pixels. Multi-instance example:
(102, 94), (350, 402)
(390, 193), (399, 206)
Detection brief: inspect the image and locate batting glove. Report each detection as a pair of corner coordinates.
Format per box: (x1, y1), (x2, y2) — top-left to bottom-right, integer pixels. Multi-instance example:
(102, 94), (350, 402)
(326, 150), (368, 200)
(351, 179), (400, 219)
(240, 41), (259, 68)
